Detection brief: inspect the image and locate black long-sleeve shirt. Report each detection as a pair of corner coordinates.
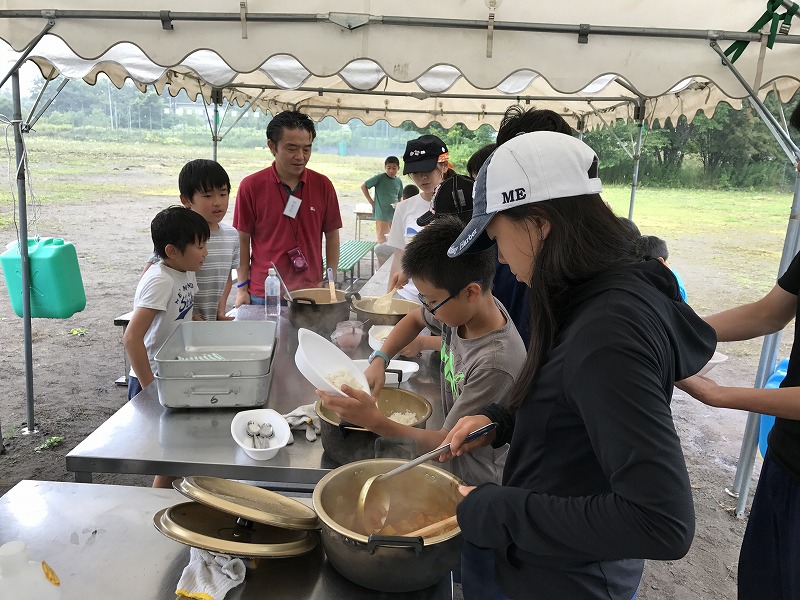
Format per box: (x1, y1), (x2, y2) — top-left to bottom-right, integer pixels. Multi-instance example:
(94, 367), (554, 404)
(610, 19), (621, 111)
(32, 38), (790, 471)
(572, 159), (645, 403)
(458, 259), (716, 599)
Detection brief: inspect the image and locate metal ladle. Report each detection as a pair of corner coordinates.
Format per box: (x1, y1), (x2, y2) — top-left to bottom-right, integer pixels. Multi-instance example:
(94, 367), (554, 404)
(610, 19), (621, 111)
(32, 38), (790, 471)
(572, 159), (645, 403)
(357, 422), (497, 533)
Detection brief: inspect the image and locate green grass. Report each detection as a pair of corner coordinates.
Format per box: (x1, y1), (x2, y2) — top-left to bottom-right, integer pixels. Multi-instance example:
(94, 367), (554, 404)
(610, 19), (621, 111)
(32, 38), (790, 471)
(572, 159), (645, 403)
(603, 185), (792, 238)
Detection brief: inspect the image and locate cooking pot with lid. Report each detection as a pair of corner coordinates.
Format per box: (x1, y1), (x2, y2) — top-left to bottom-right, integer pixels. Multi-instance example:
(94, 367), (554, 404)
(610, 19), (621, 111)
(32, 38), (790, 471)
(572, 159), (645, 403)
(312, 458), (463, 592)
(285, 289), (359, 335)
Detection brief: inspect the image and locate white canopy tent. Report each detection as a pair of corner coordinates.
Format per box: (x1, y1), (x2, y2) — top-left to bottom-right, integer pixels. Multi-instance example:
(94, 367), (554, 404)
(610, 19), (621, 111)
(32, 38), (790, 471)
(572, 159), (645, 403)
(2, 1), (800, 515)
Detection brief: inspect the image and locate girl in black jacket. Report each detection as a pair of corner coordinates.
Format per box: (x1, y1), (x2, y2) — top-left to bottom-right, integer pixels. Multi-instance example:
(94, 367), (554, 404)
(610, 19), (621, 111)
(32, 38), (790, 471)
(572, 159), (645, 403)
(443, 131), (716, 599)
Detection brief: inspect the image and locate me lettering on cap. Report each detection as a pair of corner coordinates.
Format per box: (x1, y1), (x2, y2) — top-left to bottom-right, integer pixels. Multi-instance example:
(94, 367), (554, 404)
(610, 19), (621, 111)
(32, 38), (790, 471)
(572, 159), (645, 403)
(501, 188), (527, 204)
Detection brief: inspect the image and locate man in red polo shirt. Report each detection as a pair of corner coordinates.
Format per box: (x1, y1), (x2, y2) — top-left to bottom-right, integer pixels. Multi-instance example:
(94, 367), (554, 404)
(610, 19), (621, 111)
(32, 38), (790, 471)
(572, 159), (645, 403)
(233, 111), (342, 301)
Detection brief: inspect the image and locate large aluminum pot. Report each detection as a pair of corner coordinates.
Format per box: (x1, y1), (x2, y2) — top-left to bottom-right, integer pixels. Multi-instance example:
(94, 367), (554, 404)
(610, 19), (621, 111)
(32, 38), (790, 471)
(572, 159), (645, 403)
(312, 458), (463, 592)
(351, 296), (418, 327)
(285, 289), (359, 335)
(314, 387), (432, 465)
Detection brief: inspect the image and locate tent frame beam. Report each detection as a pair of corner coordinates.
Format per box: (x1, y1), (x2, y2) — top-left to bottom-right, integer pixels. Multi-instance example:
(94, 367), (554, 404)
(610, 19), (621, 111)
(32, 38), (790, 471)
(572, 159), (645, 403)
(4, 10), (800, 46)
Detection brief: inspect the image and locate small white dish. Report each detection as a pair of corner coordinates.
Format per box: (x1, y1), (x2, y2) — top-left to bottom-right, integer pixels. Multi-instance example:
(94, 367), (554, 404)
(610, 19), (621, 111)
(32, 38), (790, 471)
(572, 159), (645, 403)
(368, 325), (395, 350)
(230, 408), (290, 461)
(352, 358), (420, 384)
(697, 351), (728, 376)
(295, 328), (370, 396)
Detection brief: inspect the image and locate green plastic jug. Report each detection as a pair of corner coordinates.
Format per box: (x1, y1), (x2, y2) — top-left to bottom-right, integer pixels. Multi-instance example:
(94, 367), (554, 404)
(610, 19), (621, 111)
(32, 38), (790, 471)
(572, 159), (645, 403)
(0, 237), (86, 319)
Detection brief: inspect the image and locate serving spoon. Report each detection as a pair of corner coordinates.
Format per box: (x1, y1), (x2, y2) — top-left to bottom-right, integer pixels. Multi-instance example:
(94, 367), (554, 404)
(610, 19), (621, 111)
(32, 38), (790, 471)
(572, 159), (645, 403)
(357, 422), (497, 533)
(372, 286), (399, 313)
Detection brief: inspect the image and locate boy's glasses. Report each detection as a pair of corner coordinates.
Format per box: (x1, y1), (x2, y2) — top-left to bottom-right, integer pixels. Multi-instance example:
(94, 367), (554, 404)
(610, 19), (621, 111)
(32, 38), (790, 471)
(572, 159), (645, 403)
(418, 280), (481, 315)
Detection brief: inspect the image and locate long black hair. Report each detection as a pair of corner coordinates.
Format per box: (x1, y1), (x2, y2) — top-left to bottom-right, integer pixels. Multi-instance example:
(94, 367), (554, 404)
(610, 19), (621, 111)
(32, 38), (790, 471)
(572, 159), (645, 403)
(504, 194), (640, 408)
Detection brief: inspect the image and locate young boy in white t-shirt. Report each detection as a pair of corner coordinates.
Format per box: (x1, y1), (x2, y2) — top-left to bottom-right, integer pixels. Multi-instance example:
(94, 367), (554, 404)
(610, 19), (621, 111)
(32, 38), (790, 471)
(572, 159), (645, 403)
(124, 206), (210, 401)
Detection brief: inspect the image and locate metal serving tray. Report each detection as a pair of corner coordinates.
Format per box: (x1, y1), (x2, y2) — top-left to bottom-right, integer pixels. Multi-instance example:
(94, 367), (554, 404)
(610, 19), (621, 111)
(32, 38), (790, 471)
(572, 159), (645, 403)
(155, 321), (277, 379)
(155, 371), (273, 409)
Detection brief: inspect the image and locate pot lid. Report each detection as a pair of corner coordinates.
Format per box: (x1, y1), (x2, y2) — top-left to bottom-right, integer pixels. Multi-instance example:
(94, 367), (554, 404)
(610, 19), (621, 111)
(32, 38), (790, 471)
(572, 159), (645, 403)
(174, 476), (319, 530)
(154, 502), (318, 558)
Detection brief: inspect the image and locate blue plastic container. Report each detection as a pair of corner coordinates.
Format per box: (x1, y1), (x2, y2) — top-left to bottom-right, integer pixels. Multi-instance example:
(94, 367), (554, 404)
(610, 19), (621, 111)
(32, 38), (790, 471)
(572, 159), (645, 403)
(758, 359), (789, 458)
(0, 237), (86, 319)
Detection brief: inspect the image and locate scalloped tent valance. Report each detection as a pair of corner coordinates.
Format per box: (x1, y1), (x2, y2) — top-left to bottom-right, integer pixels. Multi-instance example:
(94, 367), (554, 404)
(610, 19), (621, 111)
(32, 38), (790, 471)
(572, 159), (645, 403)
(1, 1), (800, 130)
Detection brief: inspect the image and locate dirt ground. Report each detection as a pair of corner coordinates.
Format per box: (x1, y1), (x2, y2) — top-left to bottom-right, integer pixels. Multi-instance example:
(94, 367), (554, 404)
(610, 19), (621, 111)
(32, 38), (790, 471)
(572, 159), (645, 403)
(0, 157), (793, 599)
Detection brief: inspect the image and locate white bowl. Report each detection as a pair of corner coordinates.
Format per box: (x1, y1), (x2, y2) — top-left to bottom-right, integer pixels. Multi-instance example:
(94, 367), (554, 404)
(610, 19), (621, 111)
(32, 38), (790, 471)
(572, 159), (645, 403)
(352, 358), (420, 384)
(697, 351), (728, 376)
(368, 325), (395, 351)
(230, 409), (291, 461)
(295, 328), (370, 396)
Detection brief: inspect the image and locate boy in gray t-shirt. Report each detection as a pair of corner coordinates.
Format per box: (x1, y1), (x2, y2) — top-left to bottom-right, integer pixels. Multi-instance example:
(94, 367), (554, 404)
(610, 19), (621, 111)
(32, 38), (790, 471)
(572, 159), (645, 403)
(316, 216), (525, 486)
(143, 159), (240, 320)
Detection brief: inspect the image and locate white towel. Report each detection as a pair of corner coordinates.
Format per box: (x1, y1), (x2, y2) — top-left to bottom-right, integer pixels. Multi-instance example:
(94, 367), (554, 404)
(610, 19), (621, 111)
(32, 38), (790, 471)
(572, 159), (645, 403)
(176, 547), (246, 600)
(282, 404), (322, 443)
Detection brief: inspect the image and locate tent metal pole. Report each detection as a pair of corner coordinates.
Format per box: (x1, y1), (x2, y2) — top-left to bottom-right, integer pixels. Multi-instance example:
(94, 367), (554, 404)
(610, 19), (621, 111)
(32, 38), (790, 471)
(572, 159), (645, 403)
(213, 101), (219, 161)
(4, 10), (800, 46)
(0, 17), (55, 90)
(733, 173), (800, 517)
(711, 41), (800, 159)
(709, 39), (800, 516)
(12, 69), (36, 435)
(628, 102), (645, 220)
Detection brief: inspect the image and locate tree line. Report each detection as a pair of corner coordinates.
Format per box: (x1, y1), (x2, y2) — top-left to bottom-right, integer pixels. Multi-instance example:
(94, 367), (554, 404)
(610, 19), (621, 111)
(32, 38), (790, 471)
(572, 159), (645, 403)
(1, 78), (797, 190)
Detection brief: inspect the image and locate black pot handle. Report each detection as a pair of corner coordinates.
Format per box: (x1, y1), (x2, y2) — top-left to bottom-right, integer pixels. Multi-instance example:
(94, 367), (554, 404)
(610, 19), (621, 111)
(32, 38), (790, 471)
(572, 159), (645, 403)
(293, 297), (320, 310)
(385, 367), (403, 385)
(345, 291), (361, 302)
(366, 534), (424, 555)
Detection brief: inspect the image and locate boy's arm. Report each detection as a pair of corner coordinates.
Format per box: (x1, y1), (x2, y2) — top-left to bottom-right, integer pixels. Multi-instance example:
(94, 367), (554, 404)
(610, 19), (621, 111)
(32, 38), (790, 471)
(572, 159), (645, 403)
(217, 272), (235, 321)
(317, 385), (449, 453)
(706, 284), (796, 341)
(363, 308), (427, 394)
(122, 307), (159, 389)
(360, 182), (374, 207)
(235, 231), (251, 307)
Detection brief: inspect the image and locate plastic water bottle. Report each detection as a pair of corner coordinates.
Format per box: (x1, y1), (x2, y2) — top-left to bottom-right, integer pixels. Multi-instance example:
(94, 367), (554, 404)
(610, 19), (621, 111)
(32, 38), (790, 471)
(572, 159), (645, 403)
(265, 268), (280, 318)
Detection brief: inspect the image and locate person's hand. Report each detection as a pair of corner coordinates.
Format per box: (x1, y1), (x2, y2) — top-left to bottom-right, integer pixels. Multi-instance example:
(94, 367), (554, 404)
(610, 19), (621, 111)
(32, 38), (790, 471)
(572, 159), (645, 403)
(364, 360), (387, 397)
(459, 485), (477, 497)
(315, 385), (381, 430)
(235, 288), (251, 308)
(399, 336), (435, 358)
(216, 312), (235, 321)
(388, 271), (409, 293)
(676, 374), (725, 408)
(438, 415), (494, 462)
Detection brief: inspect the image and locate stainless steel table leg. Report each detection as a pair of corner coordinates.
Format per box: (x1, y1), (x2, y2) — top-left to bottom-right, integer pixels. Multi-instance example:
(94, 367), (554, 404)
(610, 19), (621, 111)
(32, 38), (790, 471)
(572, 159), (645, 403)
(74, 471), (93, 483)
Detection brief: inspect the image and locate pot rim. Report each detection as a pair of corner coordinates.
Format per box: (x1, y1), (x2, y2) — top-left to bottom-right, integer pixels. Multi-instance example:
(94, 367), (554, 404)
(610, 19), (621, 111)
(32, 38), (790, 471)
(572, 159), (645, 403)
(312, 458), (462, 544)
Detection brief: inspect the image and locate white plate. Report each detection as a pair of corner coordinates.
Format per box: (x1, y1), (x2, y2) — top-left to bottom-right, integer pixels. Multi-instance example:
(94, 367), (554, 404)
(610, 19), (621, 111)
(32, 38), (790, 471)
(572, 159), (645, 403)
(697, 351), (728, 376)
(295, 328), (370, 396)
(352, 358), (420, 384)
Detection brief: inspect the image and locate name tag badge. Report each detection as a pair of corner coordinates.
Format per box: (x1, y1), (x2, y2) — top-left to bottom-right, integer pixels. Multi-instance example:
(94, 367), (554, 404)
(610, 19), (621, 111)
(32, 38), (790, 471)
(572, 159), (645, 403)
(283, 194), (302, 219)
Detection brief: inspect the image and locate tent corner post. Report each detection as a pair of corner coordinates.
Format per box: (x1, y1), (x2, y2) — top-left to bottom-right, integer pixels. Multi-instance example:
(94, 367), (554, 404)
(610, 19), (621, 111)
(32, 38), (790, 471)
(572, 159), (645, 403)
(11, 70), (36, 436)
(730, 171), (800, 515)
(627, 100), (646, 220)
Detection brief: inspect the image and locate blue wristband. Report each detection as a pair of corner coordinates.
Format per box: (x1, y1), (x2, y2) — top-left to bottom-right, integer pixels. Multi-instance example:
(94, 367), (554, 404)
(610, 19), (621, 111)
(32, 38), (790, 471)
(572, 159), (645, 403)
(236, 279), (250, 289)
(368, 350), (391, 368)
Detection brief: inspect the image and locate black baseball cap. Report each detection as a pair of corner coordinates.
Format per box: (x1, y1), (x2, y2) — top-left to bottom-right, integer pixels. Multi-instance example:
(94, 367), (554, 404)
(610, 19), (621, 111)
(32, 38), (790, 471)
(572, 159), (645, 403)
(417, 174), (475, 227)
(402, 135), (449, 175)
(417, 174), (495, 253)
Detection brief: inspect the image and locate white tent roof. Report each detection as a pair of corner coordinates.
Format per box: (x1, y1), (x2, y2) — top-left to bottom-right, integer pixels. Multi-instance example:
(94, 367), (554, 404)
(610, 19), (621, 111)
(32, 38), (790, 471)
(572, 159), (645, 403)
(2, 1), (800, 129)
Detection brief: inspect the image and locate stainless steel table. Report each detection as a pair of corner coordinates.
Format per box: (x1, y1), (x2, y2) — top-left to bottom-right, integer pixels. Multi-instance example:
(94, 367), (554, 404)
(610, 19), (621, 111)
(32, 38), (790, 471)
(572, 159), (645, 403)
(67, 309), (442, 491)
(0, 480), (452, 599)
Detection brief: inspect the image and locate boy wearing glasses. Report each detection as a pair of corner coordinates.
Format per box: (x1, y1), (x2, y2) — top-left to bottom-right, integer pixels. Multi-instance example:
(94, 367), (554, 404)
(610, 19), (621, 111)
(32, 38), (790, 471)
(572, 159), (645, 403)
(317, 216), (525, 487)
